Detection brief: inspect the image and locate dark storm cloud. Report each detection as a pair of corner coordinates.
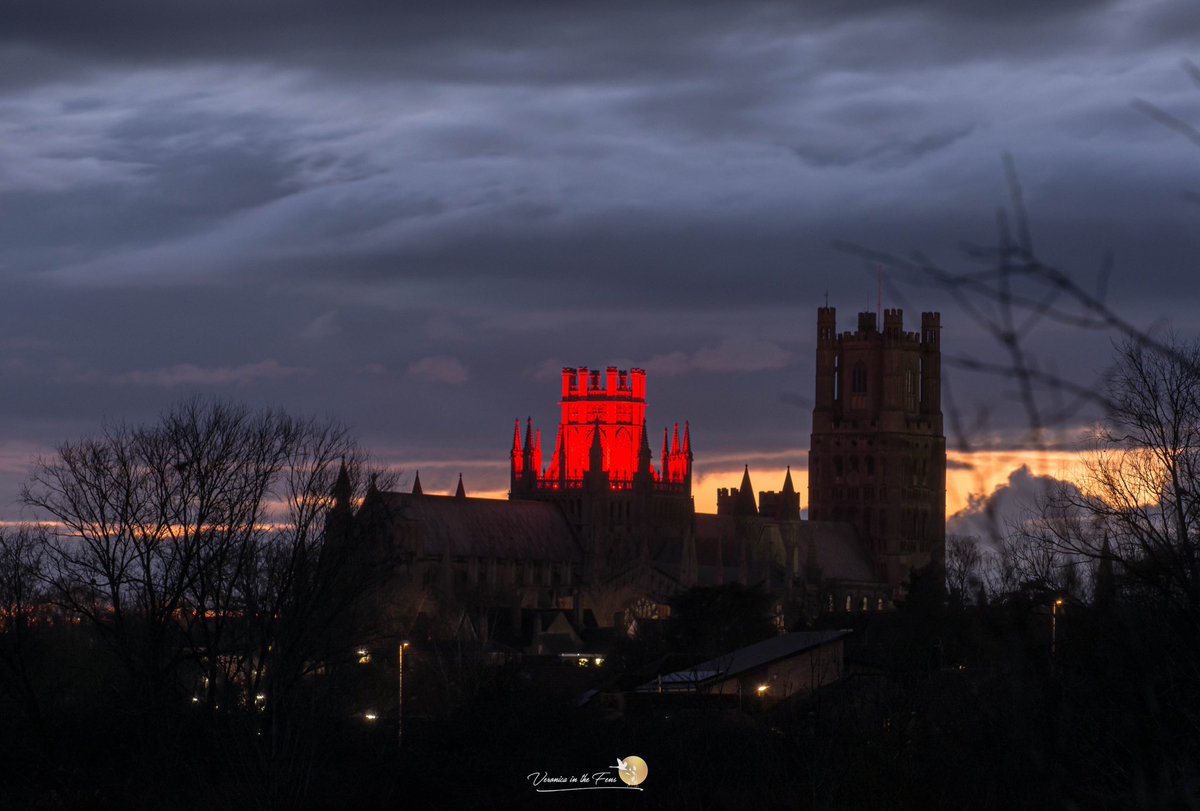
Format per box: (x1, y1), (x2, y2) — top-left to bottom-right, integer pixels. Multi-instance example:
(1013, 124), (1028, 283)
(1, 1), (1121, 66)
(790, 124), (975, 169)
(0, 0), (1198, 509)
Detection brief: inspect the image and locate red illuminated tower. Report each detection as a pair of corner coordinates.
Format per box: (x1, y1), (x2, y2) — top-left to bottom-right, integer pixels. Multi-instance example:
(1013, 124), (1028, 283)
(509, 366), (693, 576)
(512, 366), (691, 492)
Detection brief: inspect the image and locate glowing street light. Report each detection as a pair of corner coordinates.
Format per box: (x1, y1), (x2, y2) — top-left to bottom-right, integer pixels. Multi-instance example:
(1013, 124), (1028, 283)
(756, 684), (769, 696)
(398, 640), (411, 747)
(1052, 598), (1064, 659)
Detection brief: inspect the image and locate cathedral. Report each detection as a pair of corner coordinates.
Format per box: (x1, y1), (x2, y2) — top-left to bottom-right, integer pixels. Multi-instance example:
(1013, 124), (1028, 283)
(342, 308), (945, 638)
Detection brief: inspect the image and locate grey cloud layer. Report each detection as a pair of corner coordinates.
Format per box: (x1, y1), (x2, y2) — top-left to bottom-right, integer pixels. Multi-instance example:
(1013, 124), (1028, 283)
(0, 0), (1197, 507)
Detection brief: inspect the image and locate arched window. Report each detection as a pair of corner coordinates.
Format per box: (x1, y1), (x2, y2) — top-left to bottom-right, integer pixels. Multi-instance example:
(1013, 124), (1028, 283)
(845, 595), (852, 612)
(852, 362), (867, 394)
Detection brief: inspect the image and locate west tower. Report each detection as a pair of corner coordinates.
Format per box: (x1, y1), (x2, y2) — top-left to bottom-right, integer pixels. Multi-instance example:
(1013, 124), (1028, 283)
(808, 308), (945, 596)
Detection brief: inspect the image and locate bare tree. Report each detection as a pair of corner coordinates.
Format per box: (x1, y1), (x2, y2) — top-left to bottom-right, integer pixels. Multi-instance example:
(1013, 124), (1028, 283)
(944, 535), (983, 606)
(20, 401), (394, 760)
(1020, 338), (1200, 618)
(18, 399), (407, 807)
(0, 524), (50, 721)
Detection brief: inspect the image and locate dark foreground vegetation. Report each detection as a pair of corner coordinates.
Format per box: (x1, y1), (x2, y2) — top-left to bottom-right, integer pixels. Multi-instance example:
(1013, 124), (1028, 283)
(1, 575), (1197, 810)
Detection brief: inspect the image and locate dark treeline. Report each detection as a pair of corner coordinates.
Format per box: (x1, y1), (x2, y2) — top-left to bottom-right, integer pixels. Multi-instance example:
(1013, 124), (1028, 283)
(2, 538), (1197, 808)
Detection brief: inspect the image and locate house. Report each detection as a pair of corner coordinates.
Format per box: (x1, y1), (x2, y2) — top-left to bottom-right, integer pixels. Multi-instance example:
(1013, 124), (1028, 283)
(636, 629), (851, 705)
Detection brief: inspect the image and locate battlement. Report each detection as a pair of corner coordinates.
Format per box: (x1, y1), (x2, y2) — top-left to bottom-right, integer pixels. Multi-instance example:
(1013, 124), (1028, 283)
(560, 366), (646, 401)
(834, 309), (937, 345)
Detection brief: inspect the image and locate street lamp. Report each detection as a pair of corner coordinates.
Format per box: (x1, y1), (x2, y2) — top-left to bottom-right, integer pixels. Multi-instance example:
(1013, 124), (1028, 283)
(398, 640), (410, 747)
(1051, 598), (1064, 659)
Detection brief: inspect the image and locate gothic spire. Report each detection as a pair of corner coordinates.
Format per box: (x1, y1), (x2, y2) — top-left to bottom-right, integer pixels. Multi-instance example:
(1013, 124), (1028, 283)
(636, 423), (652, 473)
(779, 466), (800, 520)
(553, 428), (566, 482)
(735, 464), (758, 516)
(511, 418), (522, 456)
(332, 459), (352, 510)
(510, 418), (524, 485)
(455, 473), (466, 498)
(588, 419), (604, 473)
(411, 469), (423, 496)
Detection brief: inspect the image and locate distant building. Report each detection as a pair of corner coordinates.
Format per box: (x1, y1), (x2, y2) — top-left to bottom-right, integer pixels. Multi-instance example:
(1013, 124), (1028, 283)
(636, 629), (850, 704)
(340, 308), (944, 639)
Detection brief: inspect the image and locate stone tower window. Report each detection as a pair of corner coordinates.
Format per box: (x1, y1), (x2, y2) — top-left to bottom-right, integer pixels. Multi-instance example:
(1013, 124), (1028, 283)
(852, 362), (867, 394)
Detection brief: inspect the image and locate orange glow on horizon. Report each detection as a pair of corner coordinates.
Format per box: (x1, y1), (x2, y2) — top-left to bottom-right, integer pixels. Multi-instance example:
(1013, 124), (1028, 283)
(408, 448), (1094, 519)
(692, 448), (1090, 517)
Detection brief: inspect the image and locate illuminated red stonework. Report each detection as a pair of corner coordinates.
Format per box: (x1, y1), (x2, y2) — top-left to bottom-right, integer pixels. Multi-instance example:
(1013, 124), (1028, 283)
(511, 366), (691, 492)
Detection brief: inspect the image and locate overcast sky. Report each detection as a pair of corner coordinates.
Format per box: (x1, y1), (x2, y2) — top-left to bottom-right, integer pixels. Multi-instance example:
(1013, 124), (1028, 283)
(2, 0), (1198, 515)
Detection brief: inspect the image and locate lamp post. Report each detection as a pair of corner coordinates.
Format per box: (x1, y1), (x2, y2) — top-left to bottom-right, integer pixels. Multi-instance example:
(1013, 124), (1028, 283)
(1051, 598), (1064, 659)
(398, 640), (410, 747)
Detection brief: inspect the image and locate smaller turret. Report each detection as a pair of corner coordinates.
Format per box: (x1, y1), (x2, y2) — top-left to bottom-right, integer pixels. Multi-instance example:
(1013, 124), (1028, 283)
(332, 460), (352, 512)
(735, 466), (758, 517)
(778, 467), (800, 521)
